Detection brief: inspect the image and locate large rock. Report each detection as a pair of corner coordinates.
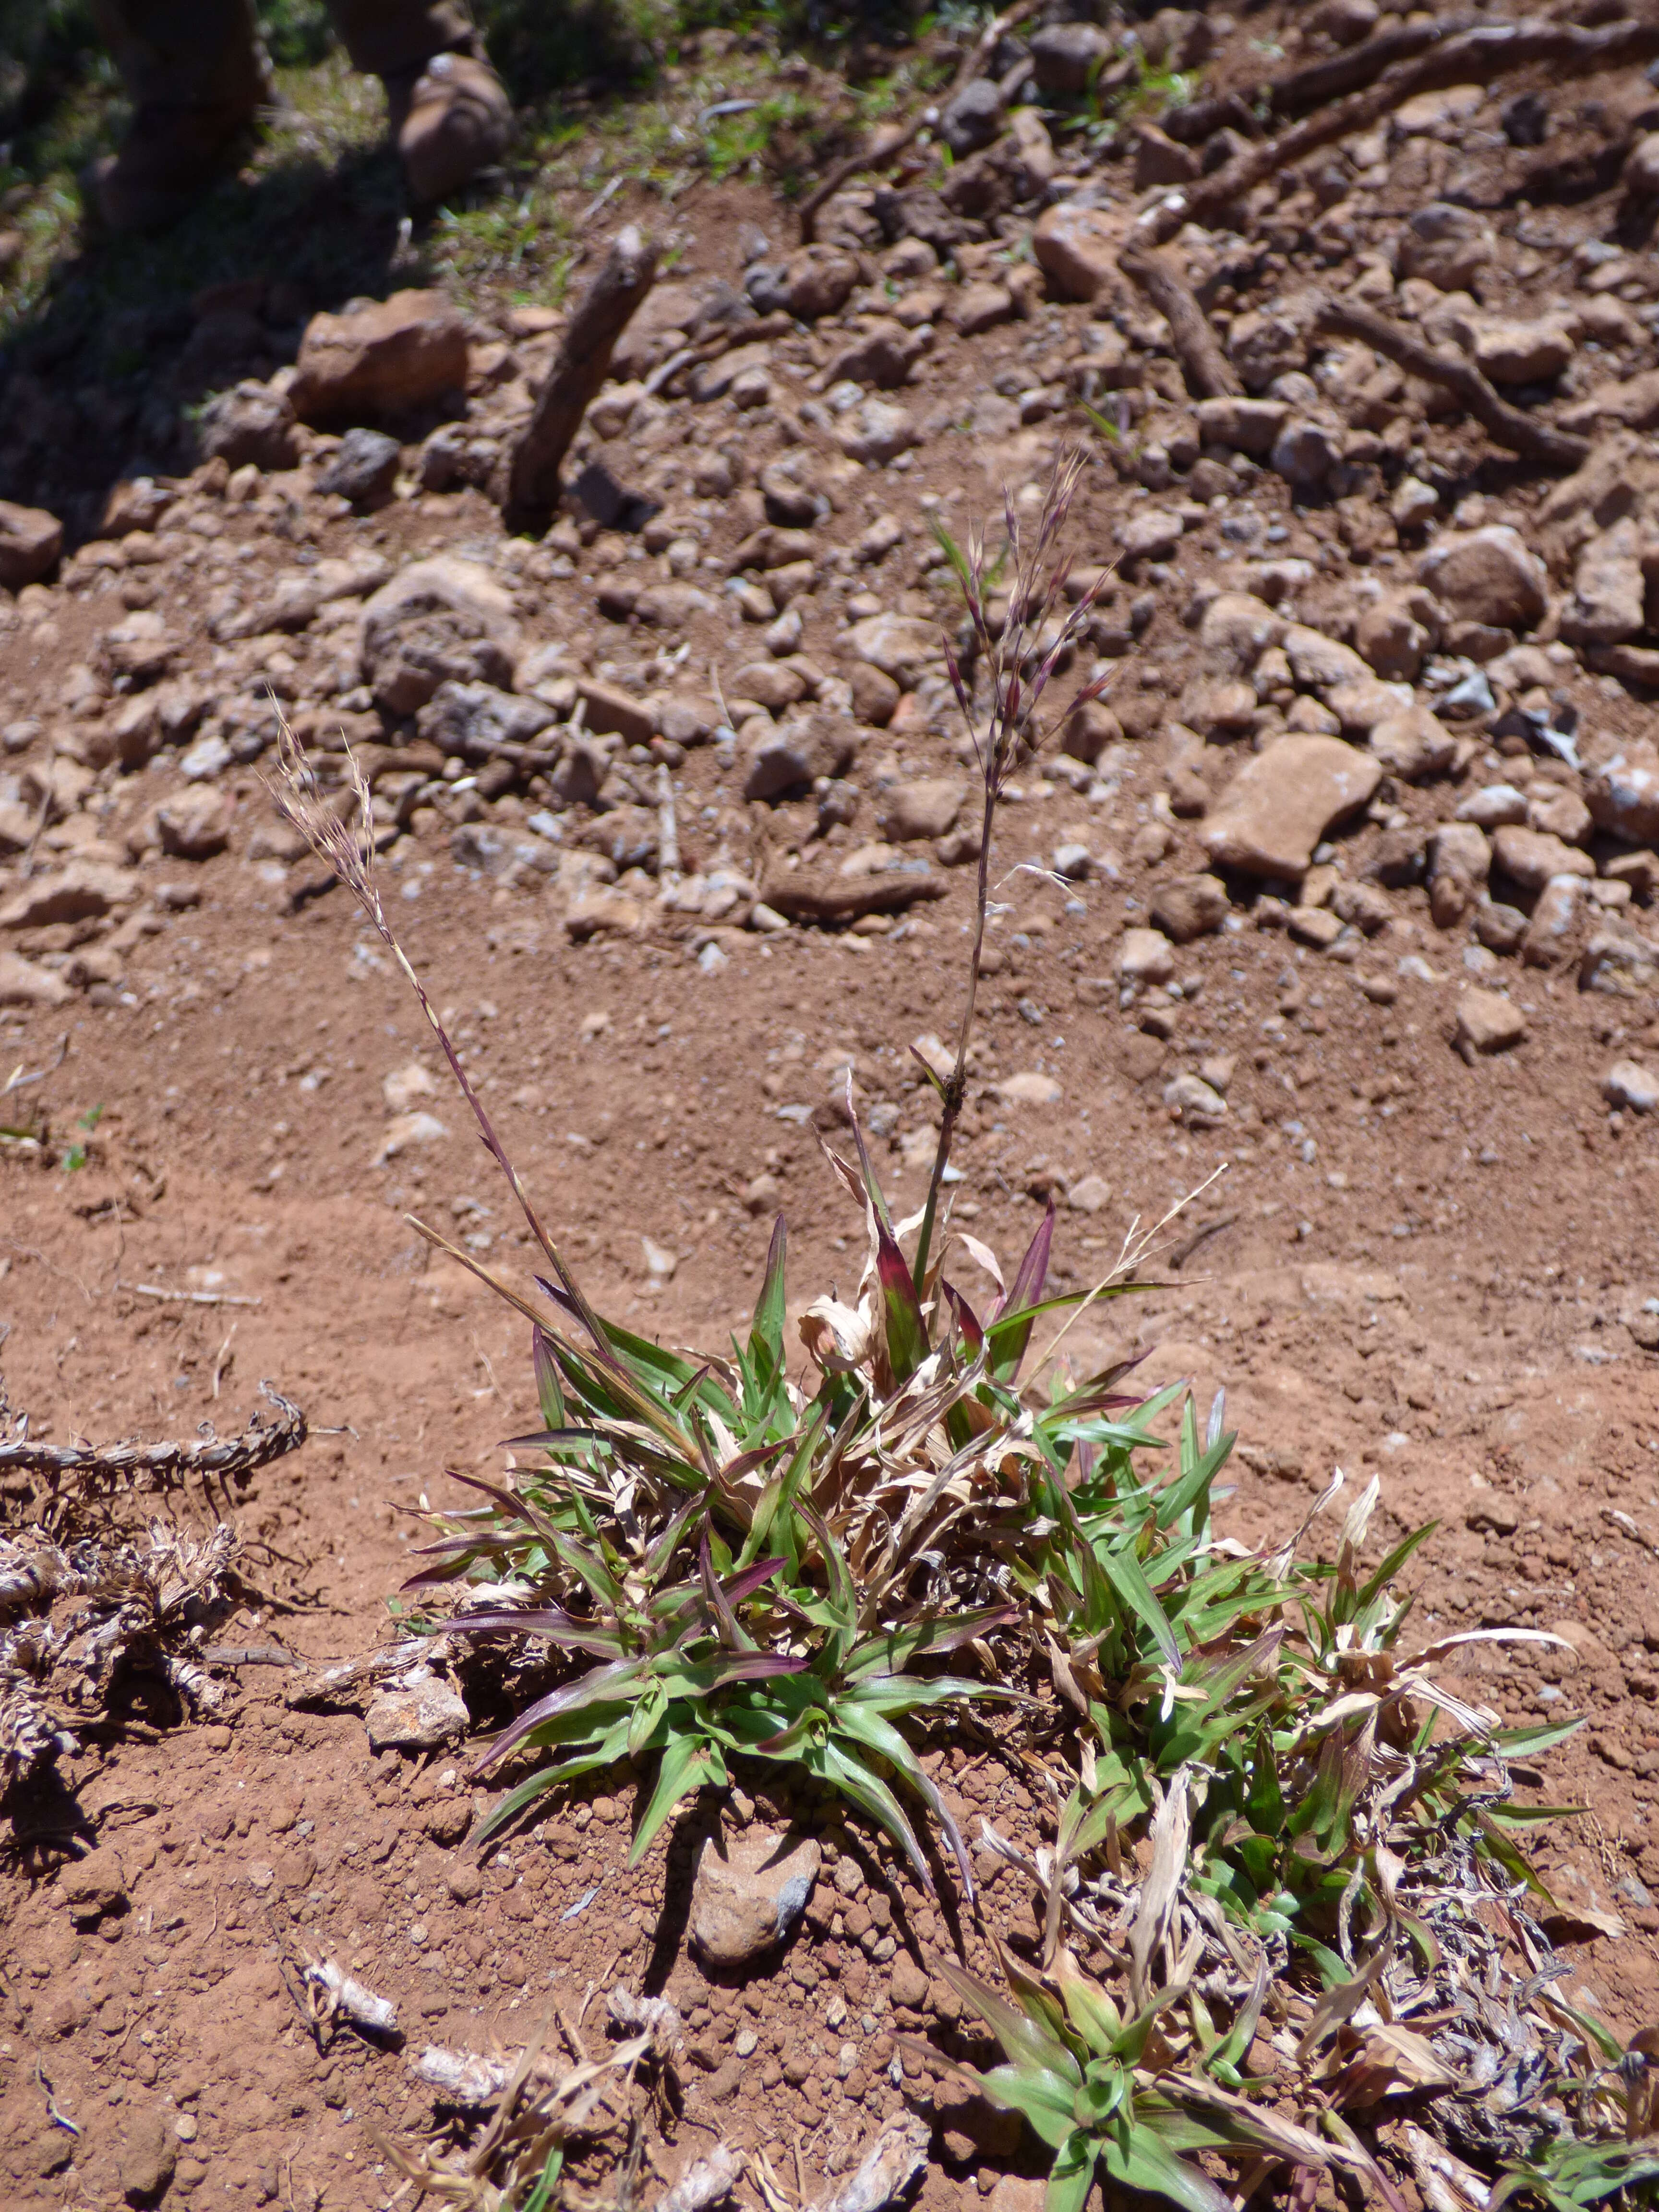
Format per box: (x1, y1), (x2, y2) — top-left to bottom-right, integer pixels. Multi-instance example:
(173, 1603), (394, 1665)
(1195, 397), (1287, 456)
(0, 860), (140, 930)
(198, 379), (299, 471)
(1033, 203), (1123, 303)
(156, 786), (233, 860)
(417, 681), (554, 759)
(689, 1828), (820, 1968)
(1560, 521), (1645, 646)
(1417, 526), (1547, 631)
(0, 950), (72, 1007)
(359, 556), (520, 717)
(878, 778), (964, 842)
(1281, 623), (1369, 690)
(1397, 202), (1493, 291)
(1370, 705), (1456, 782)
(1199, 736), (1382, 880)
(1587, 746), (1659, 845)
(848, 612), (940, 690)
(1030, 21), (1114, 91)
(1491, 824), (1596, 890)
(744, 712), (855, 802)
(1468, 317), (1574, 385)
(291, 289), (469, 424)
(0, 499), (63, 590)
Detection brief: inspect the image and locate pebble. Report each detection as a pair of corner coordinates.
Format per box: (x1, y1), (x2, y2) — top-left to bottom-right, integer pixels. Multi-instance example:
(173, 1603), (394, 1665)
(364, 1669), (469, 1751)
(1455, 987), (1527, 1057)
(689, 1829), (821, 1968)
(1604, 1061), (1659, 1114)
(291, 289), (468, 423)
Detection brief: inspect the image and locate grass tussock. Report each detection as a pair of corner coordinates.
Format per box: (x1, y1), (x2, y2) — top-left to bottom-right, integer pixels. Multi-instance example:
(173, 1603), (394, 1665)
(271, 454), (1649, 2212)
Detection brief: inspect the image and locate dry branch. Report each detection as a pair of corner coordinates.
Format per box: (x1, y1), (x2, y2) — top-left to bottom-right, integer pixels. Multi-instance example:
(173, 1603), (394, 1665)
(1312, 293), (1591, 468)
(1145, 16), (1659, 245)
(0, 1384), (305, 1502)
(1120, 247), (1241, 399)
(1168, 12), (1479, 142)
(506, 225), (660, 520)
(797, 0), (1043, 244)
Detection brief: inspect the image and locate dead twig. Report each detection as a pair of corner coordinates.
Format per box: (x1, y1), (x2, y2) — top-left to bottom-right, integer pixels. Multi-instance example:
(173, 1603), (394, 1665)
(797, 0), (1043, 244)
(122, 1282), (263, 1309)
(506, 224), (660, 521)
(1119, 247), (1241, 400)
(1312, 293), (1590, 469)
(1147, 17), (1659, 246)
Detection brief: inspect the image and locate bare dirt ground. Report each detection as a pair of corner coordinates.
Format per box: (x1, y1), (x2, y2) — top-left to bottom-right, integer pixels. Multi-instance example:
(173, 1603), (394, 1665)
(6, 4), (1659, 2208)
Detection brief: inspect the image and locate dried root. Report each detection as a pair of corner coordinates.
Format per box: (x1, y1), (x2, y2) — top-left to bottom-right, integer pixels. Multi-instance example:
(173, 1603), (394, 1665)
(0, 1383), (305, 1514)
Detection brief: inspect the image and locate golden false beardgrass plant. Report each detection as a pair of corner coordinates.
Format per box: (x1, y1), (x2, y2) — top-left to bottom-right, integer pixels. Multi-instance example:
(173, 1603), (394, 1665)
(272, 451), (1640, 2212)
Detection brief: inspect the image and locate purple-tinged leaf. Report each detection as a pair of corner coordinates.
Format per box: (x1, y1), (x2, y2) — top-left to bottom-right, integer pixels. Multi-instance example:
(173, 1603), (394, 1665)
(701, 1527), (751, 1651)
(448, 1606), (620, 1656)
(877, 1225), (930, 1386)
(472, 1656), (643, 1773)
(441, 1466), (561, 1548)
(942, 1280), (985, 1355)
(721, 1553), (789, 1607)
(996, 1199), (1055, 1326)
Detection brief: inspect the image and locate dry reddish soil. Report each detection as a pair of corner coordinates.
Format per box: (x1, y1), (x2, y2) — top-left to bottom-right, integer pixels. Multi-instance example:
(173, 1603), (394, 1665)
(6, 6), (1659, 2209)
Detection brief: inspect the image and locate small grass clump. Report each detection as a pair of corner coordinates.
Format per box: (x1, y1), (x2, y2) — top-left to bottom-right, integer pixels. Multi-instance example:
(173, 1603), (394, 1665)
(276, 455), (1646, 2212)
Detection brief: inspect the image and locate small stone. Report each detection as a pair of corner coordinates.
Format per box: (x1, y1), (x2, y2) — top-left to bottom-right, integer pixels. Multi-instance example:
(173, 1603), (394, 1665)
(1117, 508), (1183, 563)
(1281, 623), (1370, 691)
(1118, 927), (1175, 984)
(1582, 931), (1659, 996)
(1457, 784), (1527, 829)
(837, 399), (918, 466)
(744, 713), (855, 803)
(1063, 698), (1123, 762)
(878, 779), (963, 842)
(0, 498), (64, 590)
(364, 1669), (469, 1751)
(1428, 822), (1491, 928)
(60, 1846), (126, 1924)
(1604, 1060), (1659, 1114)
(419, 680), (555, 757)
(1200, 736), (1382, 880)
(1587, 747), (1659, 847)
(1151, 872), (1229, 942)
(1288, 904), (1343, 948)
(1165, 1071), (1226, 1126)
(1475, 900), (1527, 954)
(156, 786), (233, 861)
(1133, 122), (1200, 189)
(179, 733), (233, 781)
(1417, 526), (1547, 632)
(360, 556), (520, 716)
(690, 1828), (821, 1967)
(314, 426), (402, 506)
(1466, 1492), (1522, 1535)
(1355, 596), (1434, 682)
(1195, 398), (1288, 457)
(1067, 1171), (1112, 1213)
(1470, 318), (1574, 385)
(940, 76), (1004, 156)
(1391, 475), (1439, 532)
(1456, 988), (1526, 1056)
(847, 613), (940, 690)
(1561, 521), (1646, 647)
(98, 476), (174, 538)
(1270, 419), (1342, 496)
(1032, 203), (1124, 304)
(197, 379), (299, 470)
(117, 2106), (178, 2206)
(292, 289), (468, 423)
(0, 951), (72, 1007)
(1030, 21), (1114, 91)
(997, 1071), (1062, 1107)
(1397, 200), (1493, 291)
